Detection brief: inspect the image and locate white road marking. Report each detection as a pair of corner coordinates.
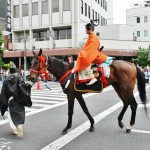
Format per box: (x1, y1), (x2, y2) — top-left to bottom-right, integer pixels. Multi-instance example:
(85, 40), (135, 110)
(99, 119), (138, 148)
(31, 96), (66, 101)
(41, 85), (150, 150)
(32, 100), (60, 104)
(132, 129), (150, 134)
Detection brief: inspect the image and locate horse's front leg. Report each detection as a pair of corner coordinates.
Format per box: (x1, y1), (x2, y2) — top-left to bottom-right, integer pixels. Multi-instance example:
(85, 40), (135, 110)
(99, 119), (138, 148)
(76, 93), (95, 132)
(62, 94), (75, 135)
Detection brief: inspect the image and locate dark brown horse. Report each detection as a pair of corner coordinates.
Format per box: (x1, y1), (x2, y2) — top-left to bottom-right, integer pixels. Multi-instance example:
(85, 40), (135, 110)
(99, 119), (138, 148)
(30, 49), (147, 134)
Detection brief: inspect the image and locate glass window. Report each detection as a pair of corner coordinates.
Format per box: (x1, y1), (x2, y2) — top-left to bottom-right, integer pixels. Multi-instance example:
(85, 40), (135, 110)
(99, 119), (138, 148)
(144, 16), (148, 22)
(52, 0), (59, 12)
(63, 0), (70, 11)
(33, 30), (49, 41)
(137, 31), (140, 37)
(32, 2), (38, 15)
(92, 9), (94, 20)
(33, 32), (39, 41)
(81, 0), (83, 14)
(95, 11), (97, 20)
(42, 0), (48, 14)
(23, 4), (28, 17)
(101, 0), (102, 7)
(85, 3), (87, 17)
(137, 17), (140, 23)
(98, 13), (100, 25)
(98, 0), (100, 4)
(144, 30), (148, 37)
(59, 29), (66, 39)
(14, 5), (19, 18)
(88, 6), (90, 19)
(105, 1), (107, 11)
(67, 28), (71, 39)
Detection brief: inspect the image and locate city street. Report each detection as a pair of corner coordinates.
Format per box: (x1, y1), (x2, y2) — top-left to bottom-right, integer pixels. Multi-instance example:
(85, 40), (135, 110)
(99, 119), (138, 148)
(0, 81), (150, 150)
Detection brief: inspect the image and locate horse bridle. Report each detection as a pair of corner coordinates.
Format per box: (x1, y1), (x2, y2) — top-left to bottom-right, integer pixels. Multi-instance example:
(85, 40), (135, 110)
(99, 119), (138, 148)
(30, 55), (49, 76)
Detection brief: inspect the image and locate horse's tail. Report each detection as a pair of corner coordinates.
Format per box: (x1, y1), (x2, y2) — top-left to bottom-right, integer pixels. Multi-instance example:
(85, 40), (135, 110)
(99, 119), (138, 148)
(136, 66), (148, 115)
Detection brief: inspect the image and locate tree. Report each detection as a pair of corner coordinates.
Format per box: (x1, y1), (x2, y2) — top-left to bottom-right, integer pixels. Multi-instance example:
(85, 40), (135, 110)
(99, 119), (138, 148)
(0, 30), (4, 67)
(132, 46), (150, 67)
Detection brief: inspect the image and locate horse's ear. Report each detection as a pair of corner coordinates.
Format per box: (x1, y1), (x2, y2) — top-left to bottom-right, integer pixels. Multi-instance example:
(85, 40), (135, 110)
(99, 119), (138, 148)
(38, 48), (42, 56)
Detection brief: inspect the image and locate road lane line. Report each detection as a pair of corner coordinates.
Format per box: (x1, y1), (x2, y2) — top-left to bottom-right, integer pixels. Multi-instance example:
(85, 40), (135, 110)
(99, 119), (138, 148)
(32, 100), (60, 104)
(41, 85), (150, 150)
(132, 129), (150, 134)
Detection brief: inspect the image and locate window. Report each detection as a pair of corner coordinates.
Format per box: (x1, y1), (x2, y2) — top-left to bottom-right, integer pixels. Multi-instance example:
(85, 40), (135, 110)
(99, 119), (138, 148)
(103, 0), (104, 9)
(52, 0), (59, 12)
(92, 9), (94, 20)
(81, 0), (83, 14)
(101, 0), (102, 7)
(95, 11), (97, 20)
(88, 6), (90, 19)
(42, 0), (48, 14)
(63, 0), (70, 11)
(85, 3), (87, 16)
(137, 17), (140, 23)
(137, 31), (140, 37)
(105, 1), (107, 11)
(144, 16), (148, 22)
(144, 30), (148, 37)
(54, 28), (72, 40)
(67, 28), (71, 39)
(98, 13), (100, 24)
(32, 2), (38, 15)
(33, 30), (49, 41)
(14, 5), (19, 18)
(23, 4), (28, 17)
(98, 0), (100, 4)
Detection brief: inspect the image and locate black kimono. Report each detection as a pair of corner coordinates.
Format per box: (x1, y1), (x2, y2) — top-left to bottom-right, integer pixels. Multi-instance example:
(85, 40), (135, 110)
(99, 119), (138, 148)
(0, 74), (32, 125)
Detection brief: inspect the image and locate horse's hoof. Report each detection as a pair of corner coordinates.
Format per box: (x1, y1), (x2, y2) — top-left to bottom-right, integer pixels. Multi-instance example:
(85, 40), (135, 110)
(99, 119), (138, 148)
(89, 127), (95, 132)
(61, 129), (68, 135)
(61, 130), (67, 135)
(126, 128), (131, 133)
(126, 125), (132, 133)
(118, 121), (124, 129)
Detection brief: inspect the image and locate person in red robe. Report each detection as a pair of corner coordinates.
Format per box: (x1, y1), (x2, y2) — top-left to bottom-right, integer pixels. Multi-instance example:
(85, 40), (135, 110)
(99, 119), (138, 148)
(74, 20), (107, 85)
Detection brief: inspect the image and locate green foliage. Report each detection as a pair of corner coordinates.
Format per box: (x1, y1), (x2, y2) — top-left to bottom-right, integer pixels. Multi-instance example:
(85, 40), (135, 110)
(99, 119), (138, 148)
(132, 46), (150, 67)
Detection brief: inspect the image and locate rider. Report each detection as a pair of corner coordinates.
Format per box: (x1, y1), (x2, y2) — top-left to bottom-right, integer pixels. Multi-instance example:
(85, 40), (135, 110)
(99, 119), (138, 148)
(74, 20), (107, 85)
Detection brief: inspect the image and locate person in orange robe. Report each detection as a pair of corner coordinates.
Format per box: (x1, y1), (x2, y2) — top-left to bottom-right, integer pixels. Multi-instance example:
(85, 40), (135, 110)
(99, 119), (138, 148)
(74, 20), (107, 85)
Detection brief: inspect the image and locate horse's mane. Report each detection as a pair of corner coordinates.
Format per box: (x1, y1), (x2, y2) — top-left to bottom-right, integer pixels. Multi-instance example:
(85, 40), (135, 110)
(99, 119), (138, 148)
(49, 57), (69, 75)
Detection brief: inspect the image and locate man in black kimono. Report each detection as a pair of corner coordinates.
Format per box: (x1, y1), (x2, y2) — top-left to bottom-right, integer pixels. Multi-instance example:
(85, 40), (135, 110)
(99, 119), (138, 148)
(0, 63), (33, 138)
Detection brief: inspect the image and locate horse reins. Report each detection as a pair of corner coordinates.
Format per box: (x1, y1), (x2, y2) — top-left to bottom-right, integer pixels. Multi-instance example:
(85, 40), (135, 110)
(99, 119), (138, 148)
(30, 55), (49, 80)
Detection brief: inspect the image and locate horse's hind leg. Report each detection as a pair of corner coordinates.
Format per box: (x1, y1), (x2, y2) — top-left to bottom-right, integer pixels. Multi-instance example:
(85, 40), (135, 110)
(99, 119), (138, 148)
(126, 96), (138, 133)
(118, 102), (129, 129)
(76, 93), (95, 132)
(62, 94), (75, 134)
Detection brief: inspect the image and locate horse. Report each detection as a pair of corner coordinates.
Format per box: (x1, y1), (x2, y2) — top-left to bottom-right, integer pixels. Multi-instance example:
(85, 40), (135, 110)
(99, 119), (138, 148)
(30, 49), (147, 134)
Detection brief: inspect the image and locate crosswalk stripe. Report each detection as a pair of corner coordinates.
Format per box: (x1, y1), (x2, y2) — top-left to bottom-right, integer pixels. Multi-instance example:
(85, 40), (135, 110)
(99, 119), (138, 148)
(33, 103), (52, 107)
(31, 96), (67, 101)
(31, 93), (66, 97)
(32, 100), (61, 104)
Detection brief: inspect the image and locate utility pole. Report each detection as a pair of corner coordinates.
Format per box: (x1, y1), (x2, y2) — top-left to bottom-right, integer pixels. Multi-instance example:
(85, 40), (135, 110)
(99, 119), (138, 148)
(24, 30), (26, 81)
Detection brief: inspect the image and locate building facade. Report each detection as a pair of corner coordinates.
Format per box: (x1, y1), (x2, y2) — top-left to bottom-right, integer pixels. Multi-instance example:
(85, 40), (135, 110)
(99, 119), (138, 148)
(11, 0), (113, 51)
(0, 0), (11, 31)
(126, 0), (150, 41)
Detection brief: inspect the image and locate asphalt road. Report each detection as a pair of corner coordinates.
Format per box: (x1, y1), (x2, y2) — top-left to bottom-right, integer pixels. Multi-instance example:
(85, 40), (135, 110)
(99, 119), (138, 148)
(0, 81), (150, 150)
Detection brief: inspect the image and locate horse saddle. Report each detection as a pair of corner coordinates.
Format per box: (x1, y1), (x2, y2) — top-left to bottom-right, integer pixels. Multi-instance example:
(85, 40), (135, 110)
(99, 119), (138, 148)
(74, 71), (104, 93)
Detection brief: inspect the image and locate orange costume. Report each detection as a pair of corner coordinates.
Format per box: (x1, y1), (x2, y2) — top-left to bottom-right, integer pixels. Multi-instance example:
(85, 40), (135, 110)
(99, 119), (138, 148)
(74, 32), (107, 73)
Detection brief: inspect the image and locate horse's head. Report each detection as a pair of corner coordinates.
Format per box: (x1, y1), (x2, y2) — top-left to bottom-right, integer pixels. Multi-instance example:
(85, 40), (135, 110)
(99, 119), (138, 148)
(30, 48), (48, 82)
